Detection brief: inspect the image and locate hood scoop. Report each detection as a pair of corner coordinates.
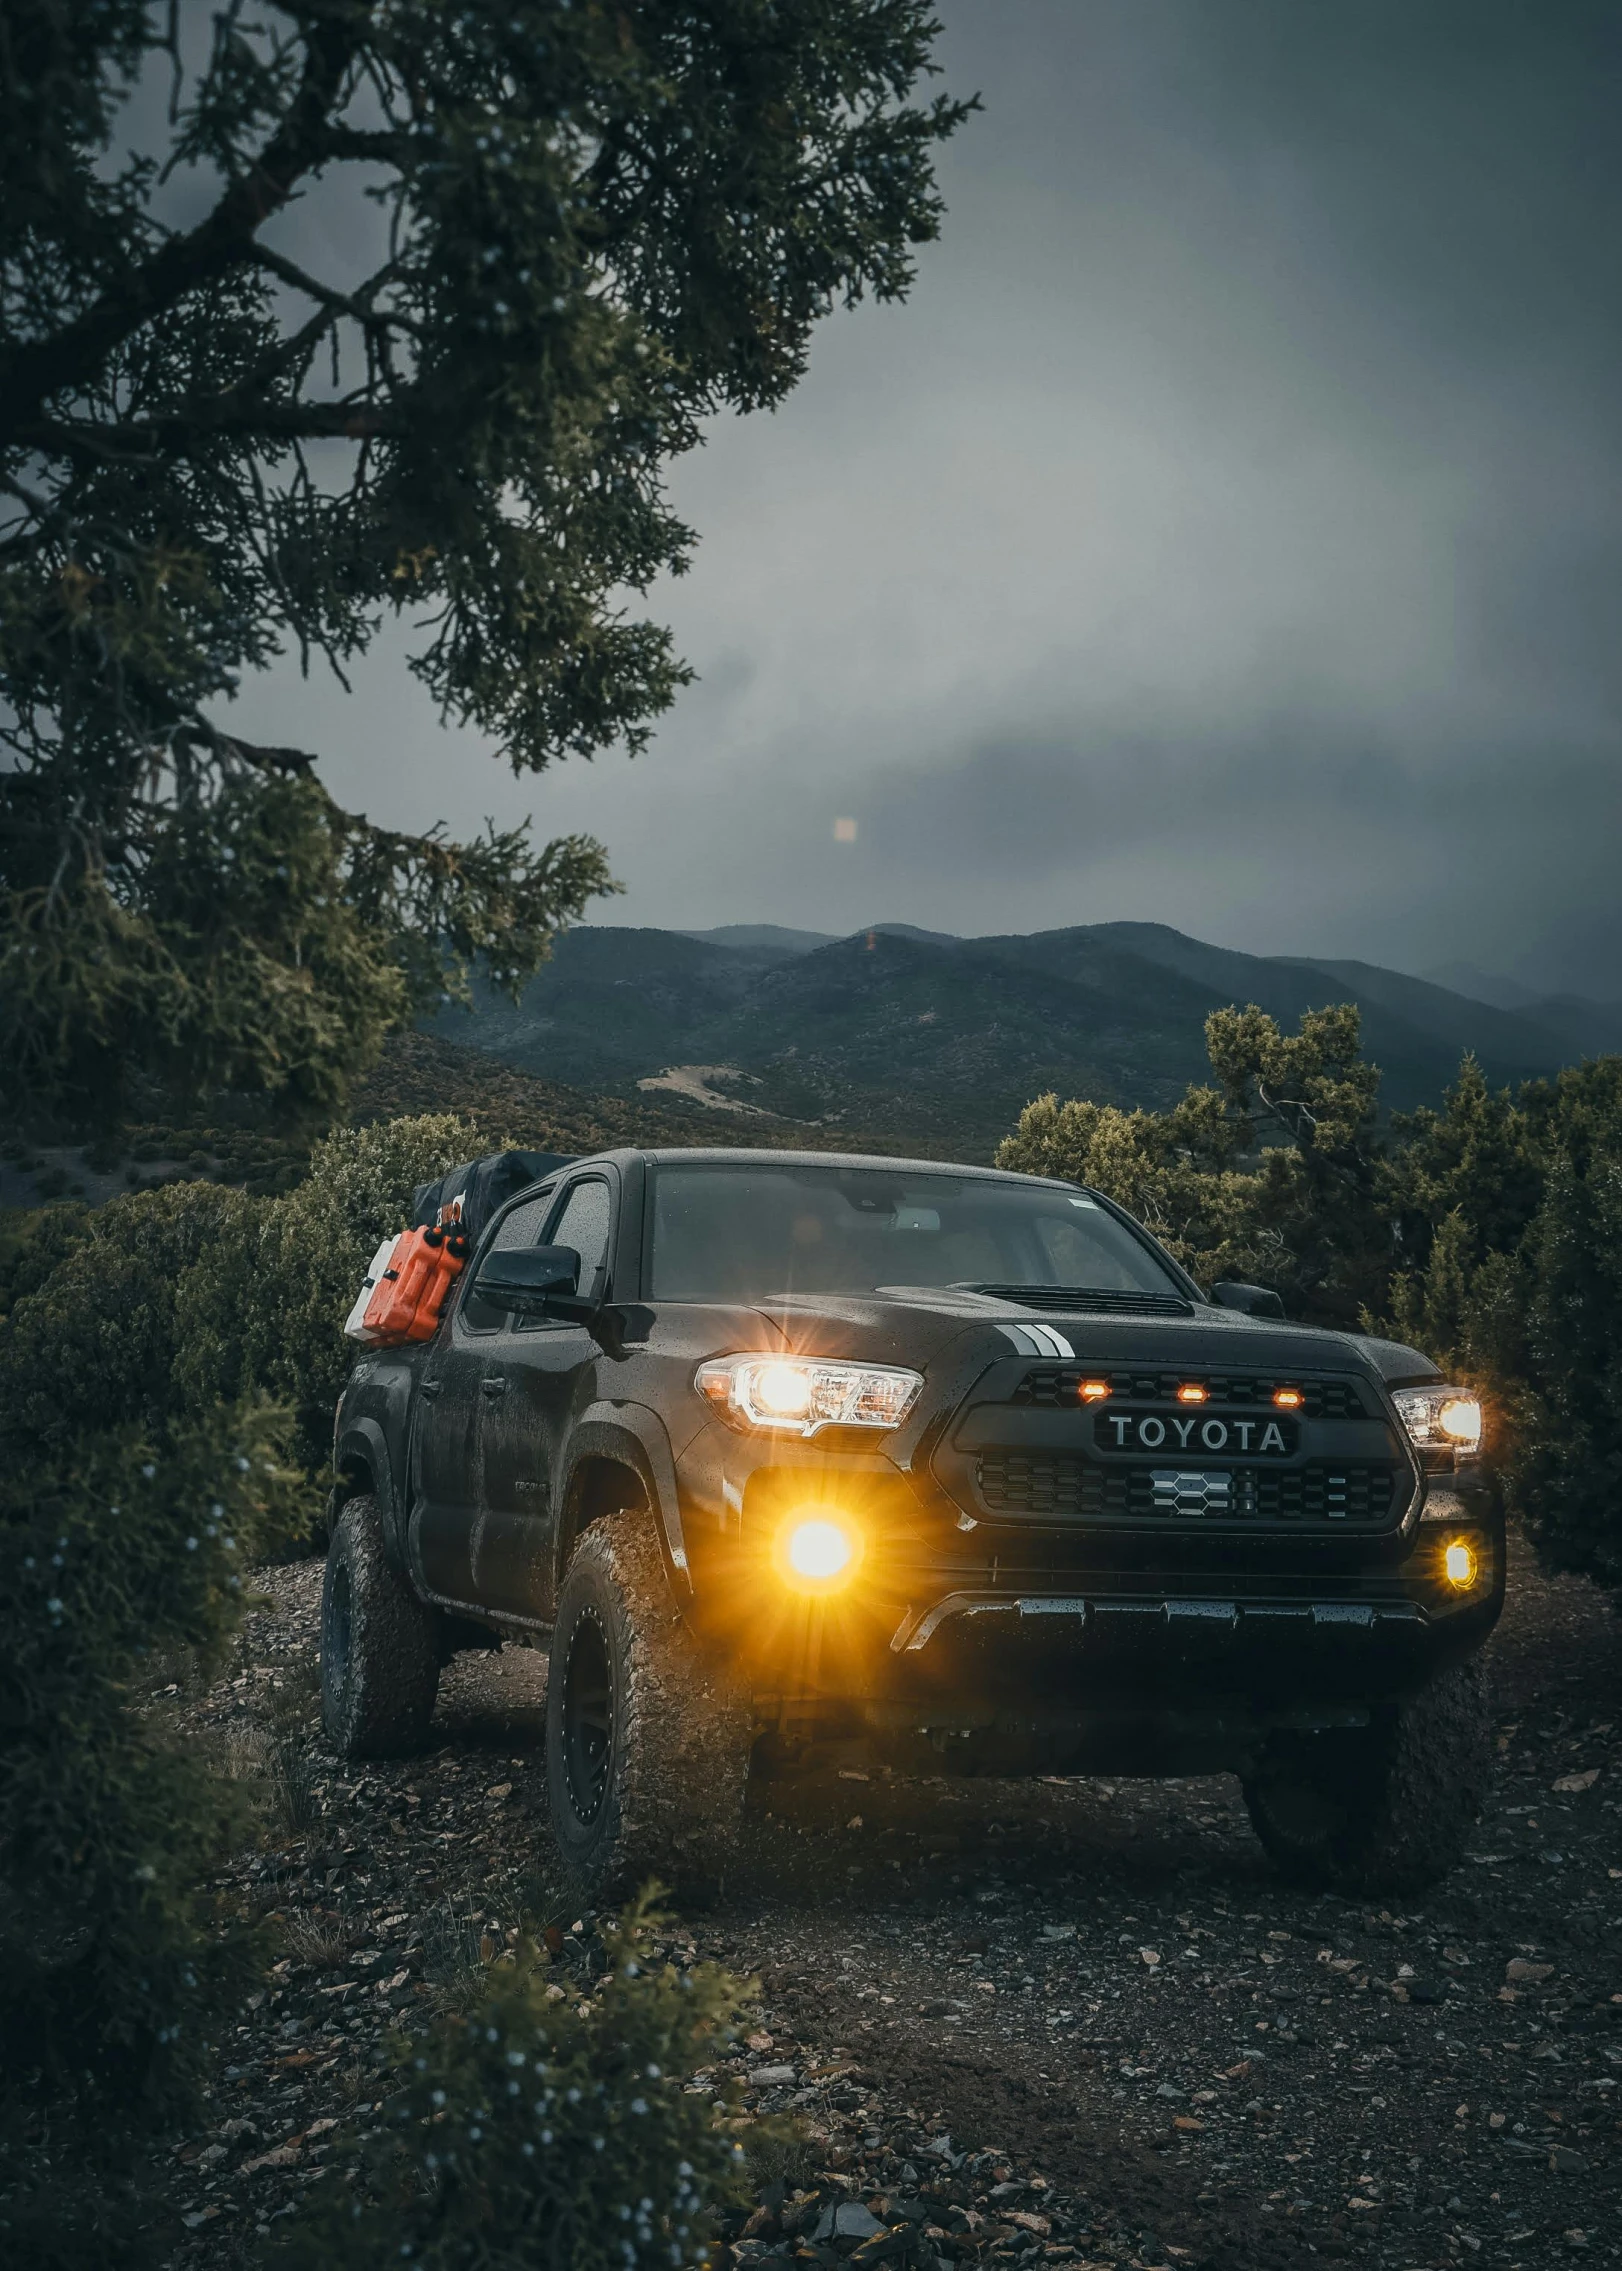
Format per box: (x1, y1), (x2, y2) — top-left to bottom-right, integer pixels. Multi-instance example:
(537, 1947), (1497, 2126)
(964, 1282), (1195, 1319)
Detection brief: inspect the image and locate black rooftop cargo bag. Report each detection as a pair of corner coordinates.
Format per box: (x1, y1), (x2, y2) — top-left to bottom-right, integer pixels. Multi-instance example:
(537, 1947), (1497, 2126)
(410, 1149), (576, 1244)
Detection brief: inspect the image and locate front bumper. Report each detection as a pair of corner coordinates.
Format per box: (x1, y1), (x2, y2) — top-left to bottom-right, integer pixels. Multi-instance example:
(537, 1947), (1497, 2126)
(684, 1457), (1502, 1719)
(677, 1343), (1503, 1749)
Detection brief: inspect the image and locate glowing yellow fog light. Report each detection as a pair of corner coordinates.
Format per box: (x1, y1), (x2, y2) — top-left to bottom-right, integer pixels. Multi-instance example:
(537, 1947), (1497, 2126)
(1444, 1539), (1478, 1590)
(778, 1512), (862, 1593)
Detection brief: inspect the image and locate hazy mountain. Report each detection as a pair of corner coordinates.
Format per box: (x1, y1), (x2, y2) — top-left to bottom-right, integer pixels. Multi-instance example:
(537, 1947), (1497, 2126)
(676, 924), (837, 956)
(428, 919), (1597, 1160)
(1422, 960), (1543, 1014)
(1521, 993), (1622, 1058)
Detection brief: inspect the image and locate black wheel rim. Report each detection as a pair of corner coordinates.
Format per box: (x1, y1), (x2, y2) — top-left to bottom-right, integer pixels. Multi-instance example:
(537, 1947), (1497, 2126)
(561, 1607), (613, 1825)
(324, 1560), (353, 1697)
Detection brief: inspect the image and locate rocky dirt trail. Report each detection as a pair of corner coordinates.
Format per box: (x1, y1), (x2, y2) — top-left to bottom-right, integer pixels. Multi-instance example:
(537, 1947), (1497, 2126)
(161, 1533), (1620, 2271)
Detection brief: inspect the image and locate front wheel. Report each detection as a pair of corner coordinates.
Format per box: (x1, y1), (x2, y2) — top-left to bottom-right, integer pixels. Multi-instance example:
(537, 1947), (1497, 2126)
(546, 1517), (751, 1902)
(320, 1495), (441, 1757)
(1242, 1658), (1492, 1894)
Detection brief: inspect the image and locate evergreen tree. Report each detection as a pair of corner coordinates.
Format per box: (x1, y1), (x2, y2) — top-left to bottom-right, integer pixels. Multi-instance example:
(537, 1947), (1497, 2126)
(1511, 1061), (1622, 1592)
(1, 1), (970, 1124)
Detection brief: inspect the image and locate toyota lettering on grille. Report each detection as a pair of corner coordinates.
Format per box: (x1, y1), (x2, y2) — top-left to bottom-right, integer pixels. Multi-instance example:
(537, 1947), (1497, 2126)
(1094, 1407), (1299, 1457)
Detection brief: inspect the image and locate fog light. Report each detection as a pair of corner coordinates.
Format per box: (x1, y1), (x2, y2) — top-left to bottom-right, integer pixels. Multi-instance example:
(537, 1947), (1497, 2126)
(778, 1513), (862, 1593)
(1444, 1539), (1477, 1590)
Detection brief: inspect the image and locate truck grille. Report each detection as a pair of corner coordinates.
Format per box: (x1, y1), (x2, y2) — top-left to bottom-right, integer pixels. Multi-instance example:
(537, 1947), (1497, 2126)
(977, 1450), (1398, 1527)
(1012, 1368), (1370, 1419)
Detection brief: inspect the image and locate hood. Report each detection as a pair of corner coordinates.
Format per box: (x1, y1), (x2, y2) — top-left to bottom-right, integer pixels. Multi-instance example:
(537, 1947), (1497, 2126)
(750, 1285), (1441, 1388)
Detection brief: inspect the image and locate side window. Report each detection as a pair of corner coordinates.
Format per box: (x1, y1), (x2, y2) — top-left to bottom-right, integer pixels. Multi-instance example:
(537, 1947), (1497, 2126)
(458, 1186), (557, 1333)
(547, 1179), (614, 1300)
(493, 1194), (556, 1252)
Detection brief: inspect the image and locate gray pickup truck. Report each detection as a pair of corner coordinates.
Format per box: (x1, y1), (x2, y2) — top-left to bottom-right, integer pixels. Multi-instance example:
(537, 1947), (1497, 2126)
(322, 1147), (1500, 1899)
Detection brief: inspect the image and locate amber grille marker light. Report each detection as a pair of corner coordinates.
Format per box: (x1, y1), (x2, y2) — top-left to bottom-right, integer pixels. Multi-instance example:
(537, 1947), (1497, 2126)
(1273, 1387), (1304, 1409)
(1078, 1379), (1112, 1402)
(1176, 1384), (1207, 1404)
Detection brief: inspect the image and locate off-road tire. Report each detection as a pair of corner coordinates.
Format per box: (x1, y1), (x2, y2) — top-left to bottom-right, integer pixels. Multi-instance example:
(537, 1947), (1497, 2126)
(546, 1516), (752, 1902)
(320, 1495), (441, 1757)
(1242, 1658), (1492, 1894)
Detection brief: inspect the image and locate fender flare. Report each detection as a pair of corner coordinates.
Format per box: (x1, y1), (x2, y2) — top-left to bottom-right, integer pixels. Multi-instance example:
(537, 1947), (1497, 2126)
(557, 1402), (693, 1603)
(334, 1416), (407, 1577)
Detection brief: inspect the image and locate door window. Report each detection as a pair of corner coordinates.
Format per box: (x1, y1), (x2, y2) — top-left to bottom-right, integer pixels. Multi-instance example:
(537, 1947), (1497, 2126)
(546, 1179), (614, 1301)
(459, 1186), (558, 1332)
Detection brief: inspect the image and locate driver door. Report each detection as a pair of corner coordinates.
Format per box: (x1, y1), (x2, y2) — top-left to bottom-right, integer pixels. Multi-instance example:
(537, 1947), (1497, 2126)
(474, 1172), (618, 1622)
(408, 1184), (560, 1605)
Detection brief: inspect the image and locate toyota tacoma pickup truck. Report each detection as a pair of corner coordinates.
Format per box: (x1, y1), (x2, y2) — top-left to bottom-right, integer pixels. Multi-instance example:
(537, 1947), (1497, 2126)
(322, 1147), (1500, 1900)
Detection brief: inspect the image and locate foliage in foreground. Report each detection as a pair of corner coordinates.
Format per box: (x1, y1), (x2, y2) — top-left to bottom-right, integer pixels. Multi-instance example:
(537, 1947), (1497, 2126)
(1, 0), (971, 1127)
(274, 1894), (753, 2271)
(0, 1406), (299, 2124)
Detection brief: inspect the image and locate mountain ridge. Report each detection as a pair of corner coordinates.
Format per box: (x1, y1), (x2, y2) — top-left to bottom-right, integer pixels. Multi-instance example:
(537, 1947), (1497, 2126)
(426, 919), (1606, 1162)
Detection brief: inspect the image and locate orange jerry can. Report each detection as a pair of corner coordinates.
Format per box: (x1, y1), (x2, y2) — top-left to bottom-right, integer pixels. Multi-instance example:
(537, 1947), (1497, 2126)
(360, 1226), (468, 1345)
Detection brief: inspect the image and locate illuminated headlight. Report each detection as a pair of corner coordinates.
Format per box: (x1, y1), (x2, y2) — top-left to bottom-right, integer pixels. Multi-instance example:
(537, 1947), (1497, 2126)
(1392, 1385), (1483, 1452)
(695, 1355), (924, 1437)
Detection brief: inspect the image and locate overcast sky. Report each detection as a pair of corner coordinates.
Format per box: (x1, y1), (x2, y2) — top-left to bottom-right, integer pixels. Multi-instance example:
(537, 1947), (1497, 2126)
(230, 0), (1622, 998)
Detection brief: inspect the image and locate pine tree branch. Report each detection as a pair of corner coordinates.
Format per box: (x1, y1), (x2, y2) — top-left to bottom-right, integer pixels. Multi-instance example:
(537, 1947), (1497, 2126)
(248, 243), (421, 338)
(17, 401), (411, 459)
(0, 20), (358, 444)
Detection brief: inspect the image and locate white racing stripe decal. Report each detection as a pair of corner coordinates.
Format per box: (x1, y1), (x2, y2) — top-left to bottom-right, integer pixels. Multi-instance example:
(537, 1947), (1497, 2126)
(1000, 1322), (1076, 1360)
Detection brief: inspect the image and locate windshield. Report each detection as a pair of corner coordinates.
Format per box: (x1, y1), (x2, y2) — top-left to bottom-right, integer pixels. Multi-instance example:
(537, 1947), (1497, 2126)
(647, 1163), (1184, 1303)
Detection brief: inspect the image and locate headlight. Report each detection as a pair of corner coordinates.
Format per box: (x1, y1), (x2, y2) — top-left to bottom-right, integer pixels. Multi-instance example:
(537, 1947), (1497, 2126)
(695, 1354), (924, 1437)
(1392, 1384), (1483, 1452)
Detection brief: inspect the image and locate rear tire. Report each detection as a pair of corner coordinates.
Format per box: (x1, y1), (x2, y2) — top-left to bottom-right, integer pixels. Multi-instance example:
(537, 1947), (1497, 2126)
(1242, 1658), (1492, 1894)
(320, 1495), (441, 1757)
(546, 1516), (751, 1903)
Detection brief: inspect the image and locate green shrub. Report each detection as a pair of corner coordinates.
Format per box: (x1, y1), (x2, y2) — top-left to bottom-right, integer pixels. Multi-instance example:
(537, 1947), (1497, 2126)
(0, 1405), (301, 2124)
(185, 1112), (478, 1471)
(0, 1203), (94, 1323)
(274, 1893), (752, 2271)
(2, 1115), (475, 1498)
(0, 1182), (251, 1451)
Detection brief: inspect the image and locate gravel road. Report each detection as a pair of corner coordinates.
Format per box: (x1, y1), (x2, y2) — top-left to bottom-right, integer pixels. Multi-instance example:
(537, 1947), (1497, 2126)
(161, 1530), (1620, 2270)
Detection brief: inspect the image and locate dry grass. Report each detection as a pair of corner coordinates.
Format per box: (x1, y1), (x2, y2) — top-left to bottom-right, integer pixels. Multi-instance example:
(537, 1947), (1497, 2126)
(280, 1907), (361, 1970)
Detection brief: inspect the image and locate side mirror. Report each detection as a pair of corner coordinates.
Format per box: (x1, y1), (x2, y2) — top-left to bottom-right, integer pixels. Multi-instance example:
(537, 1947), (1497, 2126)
(1212, 1280), (1285, 1319)
(473, 1244), (580, 1313)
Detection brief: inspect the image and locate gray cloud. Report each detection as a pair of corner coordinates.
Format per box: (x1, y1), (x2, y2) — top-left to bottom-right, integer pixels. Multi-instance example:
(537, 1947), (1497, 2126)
(230, 0), (1622, 996)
